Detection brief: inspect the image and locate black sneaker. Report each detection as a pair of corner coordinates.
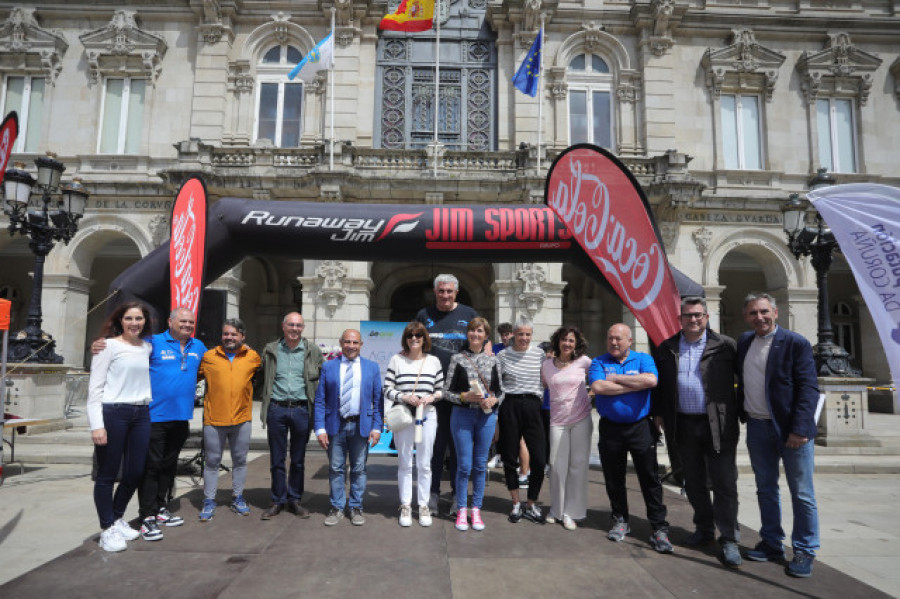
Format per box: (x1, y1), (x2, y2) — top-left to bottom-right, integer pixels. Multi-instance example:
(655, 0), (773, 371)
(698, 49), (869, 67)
(508, 503), (523, 523)
(140, 517), (163, 541)
(522, 503), (545, 524)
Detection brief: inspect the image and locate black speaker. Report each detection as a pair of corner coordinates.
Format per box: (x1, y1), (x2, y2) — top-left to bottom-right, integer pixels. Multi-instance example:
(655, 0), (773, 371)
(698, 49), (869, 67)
(196, 289), (226, 349)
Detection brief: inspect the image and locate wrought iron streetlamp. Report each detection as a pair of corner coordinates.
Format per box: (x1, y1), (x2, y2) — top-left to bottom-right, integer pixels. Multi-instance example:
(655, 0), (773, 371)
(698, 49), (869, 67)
(3, 153), (88, 363)
(781, 168), (860, 377)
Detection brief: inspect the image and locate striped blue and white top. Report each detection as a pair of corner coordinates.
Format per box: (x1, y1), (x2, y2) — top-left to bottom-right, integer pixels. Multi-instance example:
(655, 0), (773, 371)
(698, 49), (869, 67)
(497, 345), (545, 397)
(383, 353), (445, 411)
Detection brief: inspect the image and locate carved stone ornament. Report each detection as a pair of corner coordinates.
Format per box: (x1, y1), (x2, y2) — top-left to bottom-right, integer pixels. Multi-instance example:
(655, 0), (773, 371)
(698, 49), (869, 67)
(316, 260), (348, 317)
(797, 32), (882, 105)
(149, 214), (170, 247)
(616, 73), (642, 104)
(547, 66), (567, 100)
(523, 0), (542, 33)
(692, 226), (713, 260)
(701, 28), (786, 102)
(516, 263), (547, 318)
(80, 10), (168, 84)
(630, 0), (686, 57)
(334, 0), (354, 27)
(0, 8), (68, 83)
(227, 60), (254, 94)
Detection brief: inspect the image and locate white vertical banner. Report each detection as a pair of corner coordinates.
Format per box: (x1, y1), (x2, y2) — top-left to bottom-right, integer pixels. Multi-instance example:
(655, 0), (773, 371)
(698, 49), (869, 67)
(809, 183), (900, 385)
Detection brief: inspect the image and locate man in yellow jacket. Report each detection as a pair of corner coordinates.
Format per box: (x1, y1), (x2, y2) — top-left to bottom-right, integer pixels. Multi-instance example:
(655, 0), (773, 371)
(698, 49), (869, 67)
(197, 318), (261, 521)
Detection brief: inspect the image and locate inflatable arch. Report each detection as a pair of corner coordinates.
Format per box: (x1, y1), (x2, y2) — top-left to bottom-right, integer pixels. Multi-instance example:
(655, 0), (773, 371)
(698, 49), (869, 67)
(110, 146), (704, 338)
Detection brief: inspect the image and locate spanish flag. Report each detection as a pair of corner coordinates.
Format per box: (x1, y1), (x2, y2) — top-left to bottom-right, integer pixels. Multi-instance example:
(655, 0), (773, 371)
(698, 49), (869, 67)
(379, 0), (435, 32)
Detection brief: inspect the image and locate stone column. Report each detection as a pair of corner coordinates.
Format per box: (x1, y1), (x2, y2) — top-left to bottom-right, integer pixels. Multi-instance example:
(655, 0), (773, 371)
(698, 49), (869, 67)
(704, 285), (725, 333)
(40, 274), (92, 367)
(299, 259), (372, 346)
(207, 264), (244, 320)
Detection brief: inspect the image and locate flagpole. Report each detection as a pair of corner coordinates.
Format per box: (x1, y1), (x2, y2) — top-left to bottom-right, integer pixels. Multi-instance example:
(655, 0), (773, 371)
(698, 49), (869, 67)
(433, 0), (440, 178)
(537, 16), (544, 175)
(330, 7), (336, 171)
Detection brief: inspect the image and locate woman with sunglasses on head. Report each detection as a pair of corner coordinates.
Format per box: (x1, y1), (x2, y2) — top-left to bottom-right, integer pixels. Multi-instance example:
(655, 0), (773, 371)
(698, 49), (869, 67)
(384, 322), (444, 527)
(541, 326), (592, 530)
(443, 317), (504, 532)
(87, 301), (154, 552)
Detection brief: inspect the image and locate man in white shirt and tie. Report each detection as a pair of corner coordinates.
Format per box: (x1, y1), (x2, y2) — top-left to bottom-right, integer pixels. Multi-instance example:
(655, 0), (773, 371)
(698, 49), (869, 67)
(314, 329), (384, 526)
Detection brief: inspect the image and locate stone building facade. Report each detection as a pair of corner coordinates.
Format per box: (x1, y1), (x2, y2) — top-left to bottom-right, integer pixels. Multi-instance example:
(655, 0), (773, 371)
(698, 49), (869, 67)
(0, 1), (897, 390)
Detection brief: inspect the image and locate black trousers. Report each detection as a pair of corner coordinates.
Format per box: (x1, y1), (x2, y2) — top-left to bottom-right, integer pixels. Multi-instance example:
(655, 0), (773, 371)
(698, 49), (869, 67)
(499, 394), (546, 501)
(676, 414), (740, 542)
(138, 420), (190, 520)
(598, 417), (668, 531)
(430, 399), (457, 495)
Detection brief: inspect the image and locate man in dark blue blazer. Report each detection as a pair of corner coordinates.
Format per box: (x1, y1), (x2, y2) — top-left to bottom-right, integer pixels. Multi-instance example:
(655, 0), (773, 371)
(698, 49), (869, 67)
(736, 293), (820, 578)
(314, 329), (384, 527)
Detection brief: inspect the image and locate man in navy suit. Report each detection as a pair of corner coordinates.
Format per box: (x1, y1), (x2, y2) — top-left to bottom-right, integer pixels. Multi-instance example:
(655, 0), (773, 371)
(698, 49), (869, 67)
(314, 329), (384, 526)
(736, 293), (820, 578)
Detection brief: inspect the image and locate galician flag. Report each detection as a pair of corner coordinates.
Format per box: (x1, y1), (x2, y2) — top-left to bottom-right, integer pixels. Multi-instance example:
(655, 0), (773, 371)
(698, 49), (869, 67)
(288, 33), (335, 82)
(379, 0), (435, 32)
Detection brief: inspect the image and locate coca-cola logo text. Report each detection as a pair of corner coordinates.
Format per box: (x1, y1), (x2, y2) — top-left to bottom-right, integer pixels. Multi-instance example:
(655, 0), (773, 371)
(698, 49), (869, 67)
(171, 193), (200, 314)
(548, 156), (665, 310)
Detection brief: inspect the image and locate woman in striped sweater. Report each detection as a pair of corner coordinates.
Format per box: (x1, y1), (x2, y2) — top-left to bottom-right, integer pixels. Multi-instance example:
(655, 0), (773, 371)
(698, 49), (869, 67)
(384, 321), (444, 527)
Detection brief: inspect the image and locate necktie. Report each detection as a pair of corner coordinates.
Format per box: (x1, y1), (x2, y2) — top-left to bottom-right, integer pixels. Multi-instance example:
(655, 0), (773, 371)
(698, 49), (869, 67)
(340, 360), (354, 418)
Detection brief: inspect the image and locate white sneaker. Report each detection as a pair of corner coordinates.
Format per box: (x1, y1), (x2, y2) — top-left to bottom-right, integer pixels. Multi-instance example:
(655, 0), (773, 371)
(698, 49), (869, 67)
(99, 526), (127, 552)
(419, 505), (433, 527)
(563, 514), (577, 530)
(487, 454), (501, 468)
(114, 518), (140, 541)
(399, 504), (412, 527)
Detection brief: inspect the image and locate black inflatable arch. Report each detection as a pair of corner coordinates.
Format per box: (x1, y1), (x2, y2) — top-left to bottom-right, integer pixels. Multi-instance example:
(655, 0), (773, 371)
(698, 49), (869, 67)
(110, 198), (702, 323)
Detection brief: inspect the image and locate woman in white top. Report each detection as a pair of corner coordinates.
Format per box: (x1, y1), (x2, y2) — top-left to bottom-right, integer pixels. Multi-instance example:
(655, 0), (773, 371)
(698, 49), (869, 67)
(87, 302), (153, 552)
(383, 321), (444, 527)
(541, 326), (593, 530)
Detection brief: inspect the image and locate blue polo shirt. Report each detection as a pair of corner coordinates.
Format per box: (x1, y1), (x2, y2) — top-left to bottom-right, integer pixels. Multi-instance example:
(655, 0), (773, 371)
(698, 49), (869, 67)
(589, 350), (657, 424)
(148, 331), (207, 422)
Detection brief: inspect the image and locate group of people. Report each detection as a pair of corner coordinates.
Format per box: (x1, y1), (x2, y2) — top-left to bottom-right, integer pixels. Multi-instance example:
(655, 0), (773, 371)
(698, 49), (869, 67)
(87, 276), (820, 580)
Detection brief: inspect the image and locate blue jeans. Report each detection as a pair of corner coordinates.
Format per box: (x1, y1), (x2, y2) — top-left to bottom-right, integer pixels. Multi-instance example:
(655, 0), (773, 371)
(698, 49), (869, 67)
(450, 406), (497, 509)
(327, 419), (369, 510)
(746, 418), (820, 556)
(266, 403), (309, 504)
(94, 403), (151, 529)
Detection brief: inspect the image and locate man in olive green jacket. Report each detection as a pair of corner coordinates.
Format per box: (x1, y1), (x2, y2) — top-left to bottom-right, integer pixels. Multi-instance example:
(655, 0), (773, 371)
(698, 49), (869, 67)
(256, 312), (323, 520)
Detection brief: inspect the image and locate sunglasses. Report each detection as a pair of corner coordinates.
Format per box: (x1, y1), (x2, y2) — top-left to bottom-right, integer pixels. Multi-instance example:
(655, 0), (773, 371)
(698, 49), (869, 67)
(405, 332), (425, 339)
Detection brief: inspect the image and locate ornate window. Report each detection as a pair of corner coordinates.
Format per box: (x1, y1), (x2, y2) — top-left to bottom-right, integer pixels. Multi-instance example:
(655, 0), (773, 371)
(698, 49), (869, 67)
(702, 29), (785, 172)
(567, 53), (613, 148)
(1, 75), (44, 152)
(720, 94), (762, 170)
(98, 77), (146, 154)
(375, 2), (496, 151)
(816, 97), (856, 173)
(798, 33), (880, 174)
(254, 44), (304, 147)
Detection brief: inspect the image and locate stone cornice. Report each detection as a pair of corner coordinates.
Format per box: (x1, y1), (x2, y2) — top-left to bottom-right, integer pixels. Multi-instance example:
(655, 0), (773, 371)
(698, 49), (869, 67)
(702, 28), (786, 101)
(797, 31), (882, 105)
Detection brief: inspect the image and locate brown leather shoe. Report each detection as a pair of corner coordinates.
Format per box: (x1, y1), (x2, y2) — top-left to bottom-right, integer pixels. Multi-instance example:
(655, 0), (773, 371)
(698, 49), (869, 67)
(261, 503), (284, 520)
(286, 500), (310, 519)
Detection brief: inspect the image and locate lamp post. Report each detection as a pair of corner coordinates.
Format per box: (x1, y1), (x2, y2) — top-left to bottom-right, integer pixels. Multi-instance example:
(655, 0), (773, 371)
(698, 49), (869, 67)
(3, 153), (88, 363)
(781, 168), (860, 377)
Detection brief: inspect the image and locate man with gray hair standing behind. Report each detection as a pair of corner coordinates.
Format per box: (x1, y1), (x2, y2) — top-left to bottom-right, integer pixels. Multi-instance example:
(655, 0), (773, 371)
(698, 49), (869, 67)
(497, 316), (547, 524)
(416, 273), (480, 514)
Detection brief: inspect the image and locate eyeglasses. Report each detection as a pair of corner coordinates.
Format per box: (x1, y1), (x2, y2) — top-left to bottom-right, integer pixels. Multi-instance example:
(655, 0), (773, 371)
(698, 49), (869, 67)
(284, 323), (305, 329)
(681, 313), (707, 320)
(405, 332), (424, 339)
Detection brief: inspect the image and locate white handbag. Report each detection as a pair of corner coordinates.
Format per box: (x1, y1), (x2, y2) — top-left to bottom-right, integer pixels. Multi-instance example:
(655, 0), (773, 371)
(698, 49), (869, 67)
(384, 357), (425, 432)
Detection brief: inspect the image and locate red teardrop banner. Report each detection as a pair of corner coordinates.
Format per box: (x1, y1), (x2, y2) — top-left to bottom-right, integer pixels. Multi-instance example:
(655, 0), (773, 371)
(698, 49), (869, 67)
(545, 145), (681, 345)
(169, 177), (208, 322)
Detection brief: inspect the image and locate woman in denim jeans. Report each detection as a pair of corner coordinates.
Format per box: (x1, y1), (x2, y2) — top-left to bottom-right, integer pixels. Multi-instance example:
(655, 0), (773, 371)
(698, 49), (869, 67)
(87, 302), (153, 552)
(444, 317), (504, 531)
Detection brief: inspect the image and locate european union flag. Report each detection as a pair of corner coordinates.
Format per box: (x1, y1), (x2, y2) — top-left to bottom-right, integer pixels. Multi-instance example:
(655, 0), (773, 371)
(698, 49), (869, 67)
(512, 29), (542, 97)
